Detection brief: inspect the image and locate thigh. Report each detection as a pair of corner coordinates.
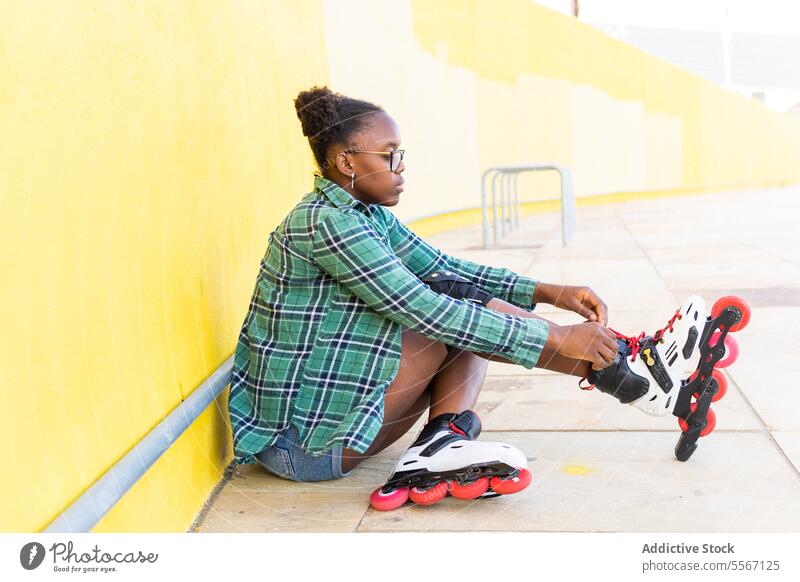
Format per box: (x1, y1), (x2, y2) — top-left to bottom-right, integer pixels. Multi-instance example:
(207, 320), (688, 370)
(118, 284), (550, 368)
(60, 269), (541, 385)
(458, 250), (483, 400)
(340, 329), (448, 471)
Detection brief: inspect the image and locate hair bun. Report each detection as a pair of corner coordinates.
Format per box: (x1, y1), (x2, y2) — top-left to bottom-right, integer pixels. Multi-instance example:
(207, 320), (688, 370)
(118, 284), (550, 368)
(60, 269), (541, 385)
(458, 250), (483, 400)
(294, 85), (341, 141)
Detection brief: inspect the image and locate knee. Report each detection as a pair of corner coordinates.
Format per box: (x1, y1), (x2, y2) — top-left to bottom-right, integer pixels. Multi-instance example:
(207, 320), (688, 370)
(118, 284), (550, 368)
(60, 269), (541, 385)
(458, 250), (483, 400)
(442, 345), (488, 368)
(401, 328), (449, 367)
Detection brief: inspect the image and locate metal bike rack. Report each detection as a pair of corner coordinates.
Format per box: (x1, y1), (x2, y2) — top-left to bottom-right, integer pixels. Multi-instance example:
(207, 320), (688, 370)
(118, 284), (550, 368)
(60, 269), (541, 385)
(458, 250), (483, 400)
(480, 164), (575, 249)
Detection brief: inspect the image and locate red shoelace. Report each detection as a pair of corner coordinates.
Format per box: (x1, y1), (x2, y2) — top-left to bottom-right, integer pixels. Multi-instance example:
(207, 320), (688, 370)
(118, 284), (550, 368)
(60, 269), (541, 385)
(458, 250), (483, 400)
(578, 308), (683, 391)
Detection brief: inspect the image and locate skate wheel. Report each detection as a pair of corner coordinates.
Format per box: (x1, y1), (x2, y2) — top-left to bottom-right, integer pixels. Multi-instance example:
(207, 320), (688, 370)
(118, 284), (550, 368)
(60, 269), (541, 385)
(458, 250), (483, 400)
(678, 403), (716, 437)
(709, 332), (739, 368)
(711, 296), (751, 333)
(489, 468), (532, 496)
(370, 486), (409, 511)
(409, 482), (449, 506)
(691, 368), (728, 403)
(450, 477), (490, 500)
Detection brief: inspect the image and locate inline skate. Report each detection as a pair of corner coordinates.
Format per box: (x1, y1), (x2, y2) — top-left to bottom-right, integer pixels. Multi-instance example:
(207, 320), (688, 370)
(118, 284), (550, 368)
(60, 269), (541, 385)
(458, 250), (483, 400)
(578, 295), (751, 461)
(369, 410), (532, 511)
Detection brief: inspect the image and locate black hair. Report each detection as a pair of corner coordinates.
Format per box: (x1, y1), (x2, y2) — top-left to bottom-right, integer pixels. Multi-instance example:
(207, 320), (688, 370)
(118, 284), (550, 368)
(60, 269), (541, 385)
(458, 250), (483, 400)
(293, 85), (383, 177)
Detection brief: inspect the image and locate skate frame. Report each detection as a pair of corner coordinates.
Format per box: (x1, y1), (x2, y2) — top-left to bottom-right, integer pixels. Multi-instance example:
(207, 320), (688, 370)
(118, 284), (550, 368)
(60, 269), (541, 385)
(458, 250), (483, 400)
(672, 305), (743, 462)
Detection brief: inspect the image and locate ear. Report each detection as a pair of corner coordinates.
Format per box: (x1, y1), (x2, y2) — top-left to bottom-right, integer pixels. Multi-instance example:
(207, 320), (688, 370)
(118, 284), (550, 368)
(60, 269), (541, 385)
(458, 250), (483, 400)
(332, 148), (355, 176)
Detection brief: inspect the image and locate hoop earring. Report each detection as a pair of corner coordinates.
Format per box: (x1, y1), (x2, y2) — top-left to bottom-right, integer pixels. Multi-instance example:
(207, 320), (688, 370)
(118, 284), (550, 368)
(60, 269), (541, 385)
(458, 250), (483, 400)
(350, 172), (355, 189)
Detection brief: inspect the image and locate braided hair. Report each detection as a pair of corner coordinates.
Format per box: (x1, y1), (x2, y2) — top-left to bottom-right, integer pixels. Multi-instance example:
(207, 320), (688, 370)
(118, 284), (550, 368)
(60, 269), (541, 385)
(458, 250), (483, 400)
(293, 85), (383, 177)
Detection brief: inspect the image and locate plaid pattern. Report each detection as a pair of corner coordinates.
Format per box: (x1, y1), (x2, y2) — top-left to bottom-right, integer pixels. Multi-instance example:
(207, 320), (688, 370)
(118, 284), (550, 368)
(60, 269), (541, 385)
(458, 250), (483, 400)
(228, 174), (548, 465)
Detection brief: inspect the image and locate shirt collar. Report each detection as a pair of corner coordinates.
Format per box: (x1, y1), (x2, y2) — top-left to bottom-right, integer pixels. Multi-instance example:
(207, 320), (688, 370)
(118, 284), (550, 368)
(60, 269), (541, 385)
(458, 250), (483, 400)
(313, 173), (372, 213)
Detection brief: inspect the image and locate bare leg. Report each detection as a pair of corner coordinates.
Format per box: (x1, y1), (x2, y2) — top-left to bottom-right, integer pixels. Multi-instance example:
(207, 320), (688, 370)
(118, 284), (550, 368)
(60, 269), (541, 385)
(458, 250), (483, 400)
(472, 297), (592, 378)
(427, 344), (489, 419)
(341, 330), (492, 471)
(340, 330), (446, 473)
(340, 298), (591, 473)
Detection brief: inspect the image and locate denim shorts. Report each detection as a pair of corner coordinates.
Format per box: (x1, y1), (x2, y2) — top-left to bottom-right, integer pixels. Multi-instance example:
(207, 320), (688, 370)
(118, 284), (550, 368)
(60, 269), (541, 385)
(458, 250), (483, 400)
(255, 424), (353, 482)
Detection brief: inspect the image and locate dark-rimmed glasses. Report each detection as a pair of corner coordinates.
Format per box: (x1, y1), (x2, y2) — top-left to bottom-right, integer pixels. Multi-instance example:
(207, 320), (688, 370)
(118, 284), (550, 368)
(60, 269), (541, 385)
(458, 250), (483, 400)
(344, 149), (405, 172)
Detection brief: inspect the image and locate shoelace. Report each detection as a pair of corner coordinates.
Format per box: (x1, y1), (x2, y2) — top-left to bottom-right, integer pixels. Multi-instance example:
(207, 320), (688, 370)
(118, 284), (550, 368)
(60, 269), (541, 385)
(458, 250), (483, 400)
(578, 309), (683, 391)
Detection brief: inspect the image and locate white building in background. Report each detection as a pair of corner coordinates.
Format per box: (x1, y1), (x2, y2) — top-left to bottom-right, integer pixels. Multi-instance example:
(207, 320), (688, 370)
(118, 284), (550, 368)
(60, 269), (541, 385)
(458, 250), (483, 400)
(532, 0), (800, 115)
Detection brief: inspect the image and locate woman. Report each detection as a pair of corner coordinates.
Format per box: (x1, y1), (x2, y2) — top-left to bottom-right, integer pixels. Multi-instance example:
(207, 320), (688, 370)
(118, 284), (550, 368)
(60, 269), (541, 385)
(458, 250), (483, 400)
(227, 85), (619, 499)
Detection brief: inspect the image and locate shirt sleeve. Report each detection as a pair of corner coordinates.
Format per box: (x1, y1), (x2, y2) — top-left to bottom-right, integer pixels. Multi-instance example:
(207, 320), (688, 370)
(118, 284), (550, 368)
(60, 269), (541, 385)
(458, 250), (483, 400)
(311, 210), (549, 369)
(381, 206), (539, 311)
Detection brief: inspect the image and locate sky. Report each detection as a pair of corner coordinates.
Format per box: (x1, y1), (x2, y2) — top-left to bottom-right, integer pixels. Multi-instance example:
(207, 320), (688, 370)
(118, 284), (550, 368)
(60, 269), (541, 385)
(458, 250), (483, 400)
(576, 0), (800, 34)
(535, 0), (800, 112)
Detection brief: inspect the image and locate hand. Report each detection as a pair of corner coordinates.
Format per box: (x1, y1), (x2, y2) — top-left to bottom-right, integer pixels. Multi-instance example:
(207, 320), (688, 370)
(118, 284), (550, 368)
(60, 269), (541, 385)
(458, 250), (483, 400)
(535, 283), (609, 326)
(545, 322), (619, 371)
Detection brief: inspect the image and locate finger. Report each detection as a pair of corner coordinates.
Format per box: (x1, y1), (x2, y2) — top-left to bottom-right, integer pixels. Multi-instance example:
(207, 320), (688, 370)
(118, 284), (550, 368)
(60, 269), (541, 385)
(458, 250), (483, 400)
(602, 334), (619, 354)
(594, 351), (612, 369)
(584, 289), (607, 326)
(576, 301), (596, 321)
(588, 297), (606, 326)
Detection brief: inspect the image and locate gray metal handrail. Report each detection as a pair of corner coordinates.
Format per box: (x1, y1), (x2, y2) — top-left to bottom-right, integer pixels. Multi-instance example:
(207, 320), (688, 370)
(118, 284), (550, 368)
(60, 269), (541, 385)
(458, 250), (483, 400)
(481, 164), (575, 248)
(43, 356), (234, 532)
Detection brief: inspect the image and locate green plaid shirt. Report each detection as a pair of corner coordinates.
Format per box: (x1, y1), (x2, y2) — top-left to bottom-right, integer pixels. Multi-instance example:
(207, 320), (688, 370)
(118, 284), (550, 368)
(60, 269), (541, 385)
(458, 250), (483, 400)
(228, 174), (549, 465)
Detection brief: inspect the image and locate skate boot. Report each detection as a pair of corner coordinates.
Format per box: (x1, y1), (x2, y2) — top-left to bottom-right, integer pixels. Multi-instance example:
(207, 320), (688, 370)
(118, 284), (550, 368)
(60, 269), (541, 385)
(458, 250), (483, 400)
(578, 295), (751, 462)
(369, 410), (532, 511)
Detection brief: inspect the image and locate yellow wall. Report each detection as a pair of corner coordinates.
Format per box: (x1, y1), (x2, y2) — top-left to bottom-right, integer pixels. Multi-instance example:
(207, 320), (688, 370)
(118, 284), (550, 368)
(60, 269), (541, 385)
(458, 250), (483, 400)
(324, 0), (800, 227)
(0, 0), (328, 532)
(2, 0), (799, 532)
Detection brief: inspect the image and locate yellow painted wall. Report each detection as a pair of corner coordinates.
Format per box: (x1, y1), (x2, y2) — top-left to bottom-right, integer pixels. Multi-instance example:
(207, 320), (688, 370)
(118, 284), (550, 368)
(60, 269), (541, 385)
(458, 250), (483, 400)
(2, 0), (800, 532)
(0, 0), (328, 532)
(324, 0), (800, 228)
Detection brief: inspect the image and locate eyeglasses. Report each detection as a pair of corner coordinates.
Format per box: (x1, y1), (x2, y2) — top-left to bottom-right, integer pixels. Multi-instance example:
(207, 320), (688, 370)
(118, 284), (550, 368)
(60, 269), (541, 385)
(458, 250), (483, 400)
(344, 149), (405, 172)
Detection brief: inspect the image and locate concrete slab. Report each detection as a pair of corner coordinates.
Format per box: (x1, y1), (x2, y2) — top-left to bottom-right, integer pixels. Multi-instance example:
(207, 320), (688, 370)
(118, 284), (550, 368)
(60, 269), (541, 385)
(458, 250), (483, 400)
(772, 432), (800, 475)
(357, 432), (800, 532)
(521, 258), (675, 313)
(723, 307), (800, 431)
(475, 372), (761, 432)
(197, 423), (423, 532)
(659, 260), (800, 291)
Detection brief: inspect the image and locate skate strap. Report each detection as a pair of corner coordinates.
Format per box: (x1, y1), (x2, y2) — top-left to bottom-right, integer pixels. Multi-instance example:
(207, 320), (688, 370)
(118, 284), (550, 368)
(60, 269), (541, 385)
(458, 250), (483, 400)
(449, 410), (481, 440)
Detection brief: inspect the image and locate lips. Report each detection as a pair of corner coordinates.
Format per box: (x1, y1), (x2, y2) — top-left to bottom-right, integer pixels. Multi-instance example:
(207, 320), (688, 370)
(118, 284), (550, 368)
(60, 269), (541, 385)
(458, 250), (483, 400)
(396, 180), (405, 192)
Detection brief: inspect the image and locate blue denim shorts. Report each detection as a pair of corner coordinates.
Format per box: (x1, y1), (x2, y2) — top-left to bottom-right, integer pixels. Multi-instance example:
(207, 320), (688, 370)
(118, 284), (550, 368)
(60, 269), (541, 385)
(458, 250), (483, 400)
(255, 424), (353, 482)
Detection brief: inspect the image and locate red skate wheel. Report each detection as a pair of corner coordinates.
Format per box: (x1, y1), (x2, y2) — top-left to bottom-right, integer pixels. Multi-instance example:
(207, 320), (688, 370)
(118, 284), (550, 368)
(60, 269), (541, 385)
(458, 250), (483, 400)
(450, 477), (490, 500)
(678, 403), (716, 437)
(370, 486), (409, 511)
(489, 468), (532, 496)
(692, 368), (728, 403)
(711, 296), (751, 333)
(709, 332), (739, 368)
(409, 481), (448, 506)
